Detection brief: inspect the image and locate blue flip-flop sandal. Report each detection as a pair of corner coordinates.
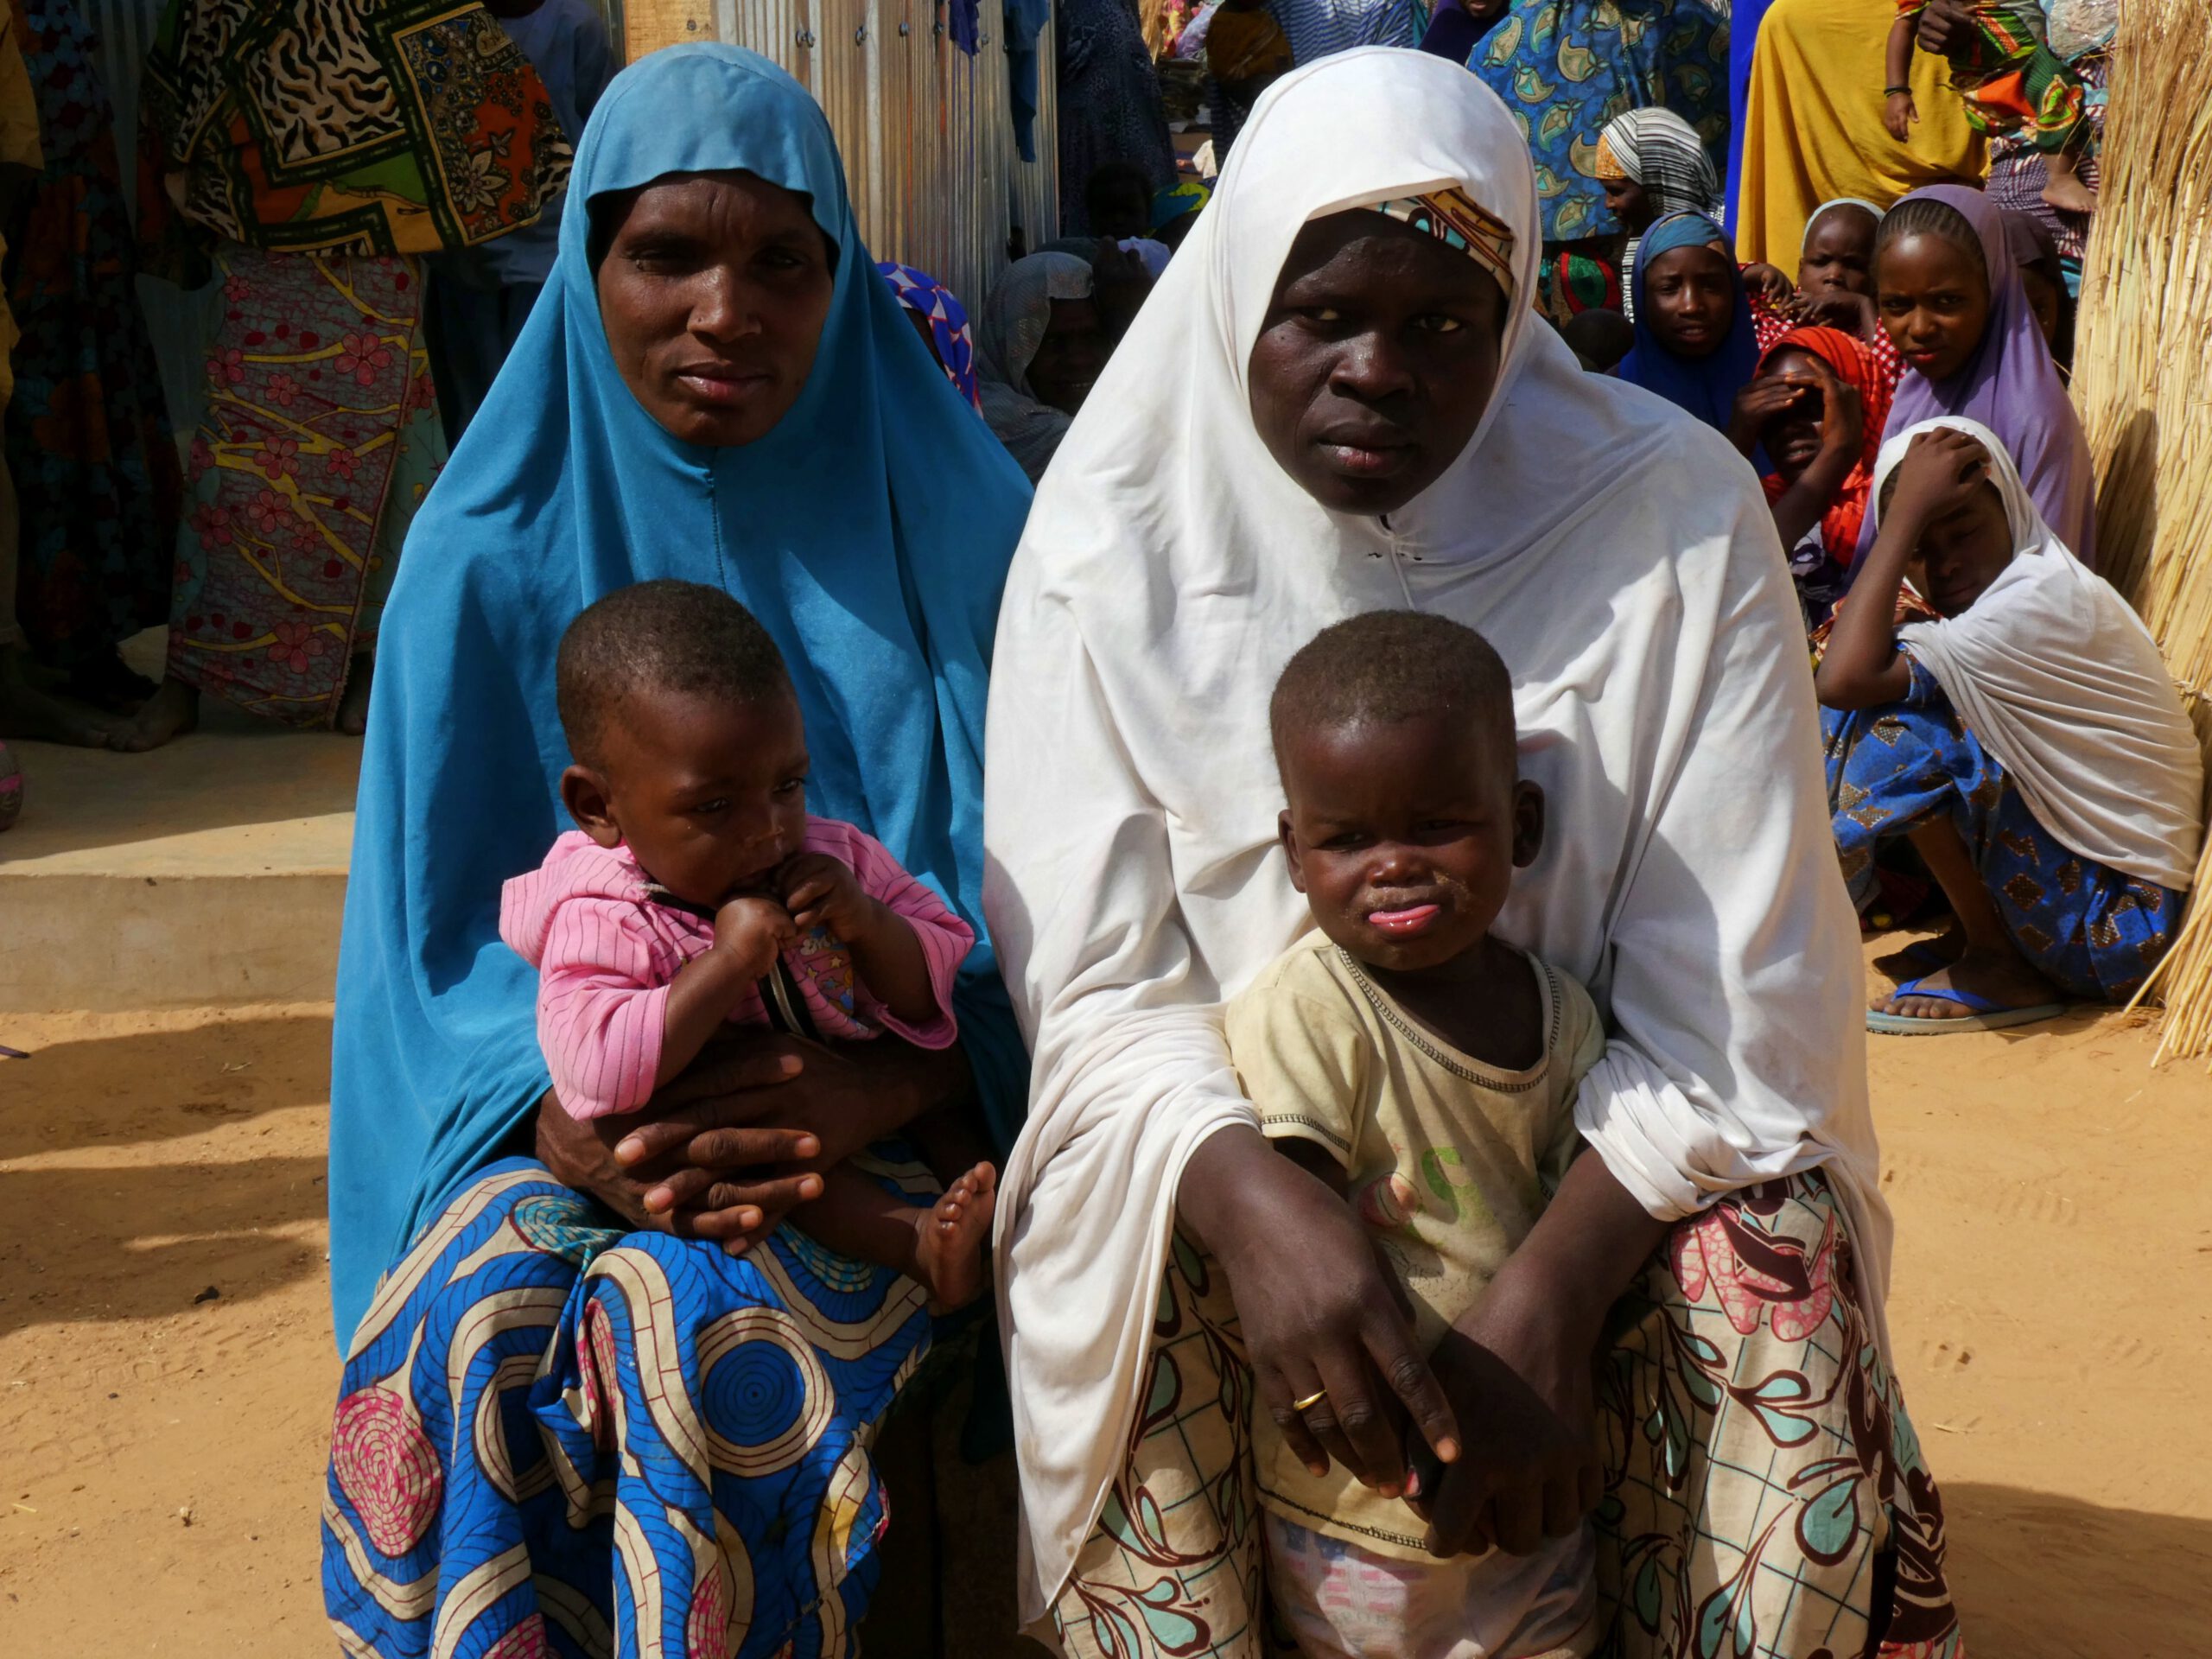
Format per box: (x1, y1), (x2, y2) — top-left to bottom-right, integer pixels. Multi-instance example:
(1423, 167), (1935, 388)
(1866, 976), (2067, 1035)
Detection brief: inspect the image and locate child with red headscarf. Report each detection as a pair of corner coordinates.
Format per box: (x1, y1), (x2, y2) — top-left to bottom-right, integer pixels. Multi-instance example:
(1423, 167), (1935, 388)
(1728, 325), (1895, 630)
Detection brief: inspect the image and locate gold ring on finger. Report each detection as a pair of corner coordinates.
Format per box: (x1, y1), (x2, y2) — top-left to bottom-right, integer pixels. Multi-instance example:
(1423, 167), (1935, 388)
(1291, 1389), (1329, 1413)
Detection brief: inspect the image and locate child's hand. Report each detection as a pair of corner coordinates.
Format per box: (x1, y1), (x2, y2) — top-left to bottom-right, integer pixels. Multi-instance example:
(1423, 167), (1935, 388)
(1726, 373), (1814, 457)
(779, 853), (878, 940)
(1884, 90), (1919, 141)
(711, 894), (798, 979)
(1740, 262), (1796, 310)
(1886, 426), (1989, 530)
(1808, 356), (1864, 463)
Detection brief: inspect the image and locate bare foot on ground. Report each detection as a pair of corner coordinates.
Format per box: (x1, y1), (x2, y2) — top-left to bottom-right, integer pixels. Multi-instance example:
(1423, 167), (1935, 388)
(0, 670), (124, 747)
(912, 1162), (995, 1312)
(335, 652), (373, 736)
(1869, 941), (2063, 1020)
(111, 677), (199, 752)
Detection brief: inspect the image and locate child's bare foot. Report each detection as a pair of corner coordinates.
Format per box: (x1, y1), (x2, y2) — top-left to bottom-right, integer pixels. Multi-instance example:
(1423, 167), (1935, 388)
(912, 1162), (996, 1312)
(111, 677), (198, 752)
(2042, 150), (2099, 215)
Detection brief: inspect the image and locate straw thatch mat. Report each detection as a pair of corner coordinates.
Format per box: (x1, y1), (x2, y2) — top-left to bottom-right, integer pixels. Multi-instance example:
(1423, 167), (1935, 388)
(2073, 0), (2212, 1059)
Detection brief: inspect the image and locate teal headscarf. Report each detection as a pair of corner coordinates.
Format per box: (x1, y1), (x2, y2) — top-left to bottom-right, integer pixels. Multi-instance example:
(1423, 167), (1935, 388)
(327, 46), (1033, 1343)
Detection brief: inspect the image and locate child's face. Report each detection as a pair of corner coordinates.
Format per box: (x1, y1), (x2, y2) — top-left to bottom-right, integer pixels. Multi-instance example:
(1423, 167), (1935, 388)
(1758, 347), (1827, 483)
(1276, 710), (1542, 976)
(562, 687), (811, 909)
(1641, 245), (1735, 359)
(1799, 212), (1876, 299)
(1910, 478), (2017, 617)
(1876, 232), (1991, 383)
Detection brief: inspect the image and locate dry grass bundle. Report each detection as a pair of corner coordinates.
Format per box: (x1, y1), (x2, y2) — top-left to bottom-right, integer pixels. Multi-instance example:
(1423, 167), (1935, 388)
(2072, 0), (2212, 1062)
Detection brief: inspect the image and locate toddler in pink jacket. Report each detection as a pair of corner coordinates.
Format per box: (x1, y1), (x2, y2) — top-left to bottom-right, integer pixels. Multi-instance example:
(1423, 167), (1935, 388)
(499, 580), (995, 1308)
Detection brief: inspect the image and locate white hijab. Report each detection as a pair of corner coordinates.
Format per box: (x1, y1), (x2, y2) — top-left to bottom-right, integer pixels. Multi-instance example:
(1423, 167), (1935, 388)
(1882, 417), (2204, 893)
(982, 47), (1883, 1629)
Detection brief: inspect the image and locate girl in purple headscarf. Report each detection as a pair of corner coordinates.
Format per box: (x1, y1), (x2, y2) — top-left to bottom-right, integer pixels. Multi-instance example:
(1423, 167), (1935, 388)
(1869, 183), (2095, 565)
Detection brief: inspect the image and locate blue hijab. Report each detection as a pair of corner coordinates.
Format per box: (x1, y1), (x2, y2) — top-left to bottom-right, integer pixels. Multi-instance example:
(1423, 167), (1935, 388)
(1618, 211), (1761, 435)
(327, 46), (1033, 1343)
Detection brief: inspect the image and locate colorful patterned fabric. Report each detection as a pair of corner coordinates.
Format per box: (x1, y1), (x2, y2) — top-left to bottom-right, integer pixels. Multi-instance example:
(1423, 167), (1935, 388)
(167, 245), (442, 726)
(1368, 187), (1519, 301)
(1473, 0), (1729, 245)
(3, 0), (181, 672)
(1987, 55), (2107, 274)
(1895, 0), (2089, 153)
(1823, 659), (2182, 1001)
(323, 1158), (939, 1659)
(1050, 1172), (1961, 1659)
(877, 260), (984, 411)
(137, 0), (572, 269)
(1535, 247), (1623, 327)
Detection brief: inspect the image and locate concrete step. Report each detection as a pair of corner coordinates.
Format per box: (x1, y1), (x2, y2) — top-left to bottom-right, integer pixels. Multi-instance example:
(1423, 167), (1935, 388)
(1, 704), (358, 1013)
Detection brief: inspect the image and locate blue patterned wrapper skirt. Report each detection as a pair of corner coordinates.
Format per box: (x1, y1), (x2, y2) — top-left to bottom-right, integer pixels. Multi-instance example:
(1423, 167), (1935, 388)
(1821, 661), (2181, 1001)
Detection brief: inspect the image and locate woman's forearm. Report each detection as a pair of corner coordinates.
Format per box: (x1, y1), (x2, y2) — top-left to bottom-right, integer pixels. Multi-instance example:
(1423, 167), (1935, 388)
(1174, 1122), (1275, 1260)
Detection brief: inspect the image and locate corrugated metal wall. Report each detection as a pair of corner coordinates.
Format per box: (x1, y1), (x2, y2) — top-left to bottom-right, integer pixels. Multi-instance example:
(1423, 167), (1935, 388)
(627, 1), (1058, 312)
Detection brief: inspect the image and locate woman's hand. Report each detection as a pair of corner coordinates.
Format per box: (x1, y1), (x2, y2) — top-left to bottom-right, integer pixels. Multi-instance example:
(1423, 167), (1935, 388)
(1414, 1258), (1604, 1557)
(536, 1028), (973, 1250)
(532, 1040), (823, 1243)
(1726, 373), (1814, 456)
(1179, 1128), (1461, 1493)
(1886, 424), (1989, 531)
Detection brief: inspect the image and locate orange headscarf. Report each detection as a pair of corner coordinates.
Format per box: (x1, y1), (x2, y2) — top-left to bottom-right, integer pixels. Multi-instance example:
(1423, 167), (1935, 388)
(1757, 325), (1893, 562)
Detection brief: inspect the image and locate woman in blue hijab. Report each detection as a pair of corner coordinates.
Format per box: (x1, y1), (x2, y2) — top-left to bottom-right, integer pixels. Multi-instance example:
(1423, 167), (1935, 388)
(1618, 210), (1763, 433)
(321, 46), (1032, 1659)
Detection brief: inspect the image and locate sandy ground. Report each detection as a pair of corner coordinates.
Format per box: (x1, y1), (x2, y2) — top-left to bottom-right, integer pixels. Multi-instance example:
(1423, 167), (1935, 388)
(2, 953), (2207, 1656)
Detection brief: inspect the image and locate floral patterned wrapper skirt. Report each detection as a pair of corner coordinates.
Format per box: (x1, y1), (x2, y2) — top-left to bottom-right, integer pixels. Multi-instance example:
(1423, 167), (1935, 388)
(1822, 664), (2180, 1002)
(167, 245), (445, 726)
(1050, 1171), (1963, 1659)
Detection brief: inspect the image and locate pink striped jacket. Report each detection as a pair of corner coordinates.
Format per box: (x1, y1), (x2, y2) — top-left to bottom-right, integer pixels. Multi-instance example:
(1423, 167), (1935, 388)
(500, 819), (973, 1120)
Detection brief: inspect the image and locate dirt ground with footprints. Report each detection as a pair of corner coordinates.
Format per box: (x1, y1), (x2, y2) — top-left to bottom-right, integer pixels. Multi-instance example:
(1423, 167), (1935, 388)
(2, 937), (2207, 1653)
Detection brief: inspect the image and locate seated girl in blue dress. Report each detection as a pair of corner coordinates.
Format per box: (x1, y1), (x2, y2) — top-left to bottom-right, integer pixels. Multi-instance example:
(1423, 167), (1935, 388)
(1816, 416), (2202, 1033)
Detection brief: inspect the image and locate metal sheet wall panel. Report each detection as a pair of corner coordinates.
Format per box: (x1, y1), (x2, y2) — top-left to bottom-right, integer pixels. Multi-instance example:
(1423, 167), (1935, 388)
(626, 3), (1056, 310)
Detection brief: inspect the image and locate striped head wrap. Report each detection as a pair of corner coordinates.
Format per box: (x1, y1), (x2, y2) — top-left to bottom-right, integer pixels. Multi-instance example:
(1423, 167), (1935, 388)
(1592, 107), (1723, 220)
(1366, 186), (1516, 301)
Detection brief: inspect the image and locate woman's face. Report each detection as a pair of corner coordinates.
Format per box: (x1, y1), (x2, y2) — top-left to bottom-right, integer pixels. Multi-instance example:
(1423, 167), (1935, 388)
(1247, 212), (1508, 517)
(1603, 175), (1654, 234)
(1876, 231), (1992, 384)
(595, 171), (836, 447)
(1909, 475), (2017, 617)
(1757, 347), (1827, 481)
(1026, 296), (1109, 416)
(1642, 244), (1734, 359)
(1799, 209), (1876, 298)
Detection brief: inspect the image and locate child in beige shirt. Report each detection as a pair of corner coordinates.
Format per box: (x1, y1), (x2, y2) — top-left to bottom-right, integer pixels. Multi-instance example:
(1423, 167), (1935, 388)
(1226, 610), (1604, 1659)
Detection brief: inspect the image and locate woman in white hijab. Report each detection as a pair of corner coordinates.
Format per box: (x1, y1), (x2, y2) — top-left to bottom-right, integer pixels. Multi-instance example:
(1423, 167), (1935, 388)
(986, 47), (1961, 1659)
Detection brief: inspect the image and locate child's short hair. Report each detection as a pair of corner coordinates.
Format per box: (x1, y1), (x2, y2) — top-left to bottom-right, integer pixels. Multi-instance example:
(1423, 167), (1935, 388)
(556, 580), (791, 763)
(1269, 611), (1516, 769)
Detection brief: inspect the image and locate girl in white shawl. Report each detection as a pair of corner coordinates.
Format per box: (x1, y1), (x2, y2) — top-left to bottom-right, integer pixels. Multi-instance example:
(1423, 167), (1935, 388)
(1820, 417), (2201, 1033)
(985, 47), (1961, 1659)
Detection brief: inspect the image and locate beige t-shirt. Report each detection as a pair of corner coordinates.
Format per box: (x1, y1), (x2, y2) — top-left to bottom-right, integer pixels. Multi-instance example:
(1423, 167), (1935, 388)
(1224, 936), (1605, 1560)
